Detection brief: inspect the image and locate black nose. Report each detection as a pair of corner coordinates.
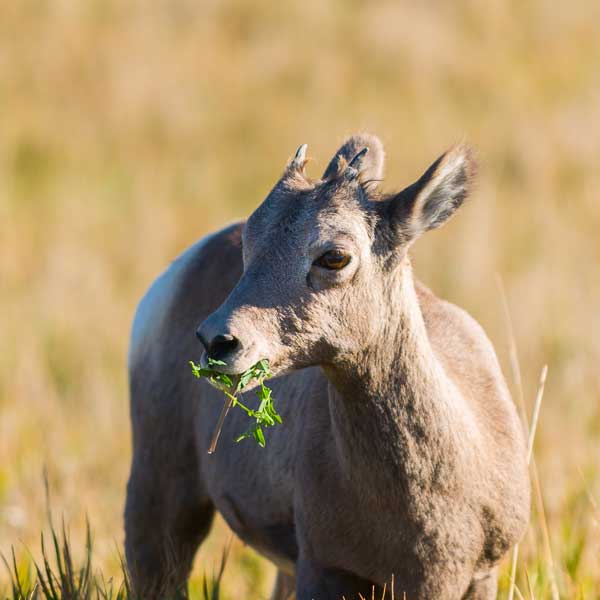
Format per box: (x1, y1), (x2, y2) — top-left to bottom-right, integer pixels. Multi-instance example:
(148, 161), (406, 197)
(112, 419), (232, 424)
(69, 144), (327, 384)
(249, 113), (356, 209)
(196, 328), (240, 362)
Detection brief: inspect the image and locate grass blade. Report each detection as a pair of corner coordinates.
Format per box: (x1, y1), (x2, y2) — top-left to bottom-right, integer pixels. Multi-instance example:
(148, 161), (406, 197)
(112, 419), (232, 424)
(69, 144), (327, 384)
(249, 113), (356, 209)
(508, 365), (554, 600)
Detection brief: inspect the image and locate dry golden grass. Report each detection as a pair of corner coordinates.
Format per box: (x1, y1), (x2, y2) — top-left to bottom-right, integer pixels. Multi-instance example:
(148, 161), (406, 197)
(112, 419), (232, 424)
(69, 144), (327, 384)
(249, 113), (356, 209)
(1, 1), (599, 598)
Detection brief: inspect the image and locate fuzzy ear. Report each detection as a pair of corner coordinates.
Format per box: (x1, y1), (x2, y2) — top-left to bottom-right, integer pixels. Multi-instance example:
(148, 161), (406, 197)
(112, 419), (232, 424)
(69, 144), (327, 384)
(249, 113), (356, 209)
(322, 133), (385, 182)
(389, 144), (477, 239)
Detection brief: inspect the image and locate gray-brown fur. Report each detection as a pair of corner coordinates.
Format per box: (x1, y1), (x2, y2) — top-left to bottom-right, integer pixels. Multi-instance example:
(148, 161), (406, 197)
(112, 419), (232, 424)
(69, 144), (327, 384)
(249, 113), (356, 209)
(125, 134), (530, 599)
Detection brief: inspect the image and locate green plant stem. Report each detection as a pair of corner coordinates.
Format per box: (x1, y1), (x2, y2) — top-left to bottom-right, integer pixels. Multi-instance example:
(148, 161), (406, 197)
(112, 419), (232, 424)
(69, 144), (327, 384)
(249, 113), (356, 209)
(192, 358), (281, 450)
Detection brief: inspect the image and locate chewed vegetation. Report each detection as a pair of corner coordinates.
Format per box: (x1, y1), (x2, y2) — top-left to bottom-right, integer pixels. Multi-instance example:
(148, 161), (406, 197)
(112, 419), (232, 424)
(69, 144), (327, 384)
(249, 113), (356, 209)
(1, 0), (599, 598)
(190, 358), (281, 450)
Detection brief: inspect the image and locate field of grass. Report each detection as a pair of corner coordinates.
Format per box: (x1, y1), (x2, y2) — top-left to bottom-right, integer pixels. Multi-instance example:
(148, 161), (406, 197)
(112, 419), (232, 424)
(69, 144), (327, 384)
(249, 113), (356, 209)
(1, 1), (599, 598)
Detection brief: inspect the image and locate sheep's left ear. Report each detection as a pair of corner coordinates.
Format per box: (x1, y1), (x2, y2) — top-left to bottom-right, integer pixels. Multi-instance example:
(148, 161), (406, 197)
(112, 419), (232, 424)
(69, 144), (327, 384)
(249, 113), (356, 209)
(388, 144), (477, 240)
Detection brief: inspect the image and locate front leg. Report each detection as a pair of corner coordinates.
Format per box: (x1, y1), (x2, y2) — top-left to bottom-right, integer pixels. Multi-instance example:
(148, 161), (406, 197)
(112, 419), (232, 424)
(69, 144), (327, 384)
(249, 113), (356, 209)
(462, 569), (498, 600)
(296, 558), (382, 600)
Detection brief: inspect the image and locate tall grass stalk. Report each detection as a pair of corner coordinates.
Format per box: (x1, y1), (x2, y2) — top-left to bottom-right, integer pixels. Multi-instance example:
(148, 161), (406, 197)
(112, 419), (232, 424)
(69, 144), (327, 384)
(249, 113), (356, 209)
(508, 365), (550, 600)
(497, 276), (558, 600)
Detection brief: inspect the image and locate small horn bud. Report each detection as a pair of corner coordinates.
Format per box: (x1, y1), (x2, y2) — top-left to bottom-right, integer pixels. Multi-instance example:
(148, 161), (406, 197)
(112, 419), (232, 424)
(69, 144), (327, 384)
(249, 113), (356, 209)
(345, 147), (369, 180)
(291, 144), (308, 170)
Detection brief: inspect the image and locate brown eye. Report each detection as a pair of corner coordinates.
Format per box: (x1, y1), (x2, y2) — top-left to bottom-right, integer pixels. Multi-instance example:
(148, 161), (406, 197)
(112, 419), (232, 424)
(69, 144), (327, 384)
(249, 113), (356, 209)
(314, 249), (351, 270)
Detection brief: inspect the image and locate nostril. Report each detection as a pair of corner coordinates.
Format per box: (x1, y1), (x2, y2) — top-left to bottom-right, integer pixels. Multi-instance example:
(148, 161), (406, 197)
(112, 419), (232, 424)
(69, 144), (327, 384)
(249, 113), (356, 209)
(208, 333), (240, 361)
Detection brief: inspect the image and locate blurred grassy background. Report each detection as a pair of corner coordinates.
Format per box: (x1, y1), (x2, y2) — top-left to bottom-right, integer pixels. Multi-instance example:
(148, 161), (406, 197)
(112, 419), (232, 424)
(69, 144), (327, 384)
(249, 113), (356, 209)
(1, 0), (599, 597)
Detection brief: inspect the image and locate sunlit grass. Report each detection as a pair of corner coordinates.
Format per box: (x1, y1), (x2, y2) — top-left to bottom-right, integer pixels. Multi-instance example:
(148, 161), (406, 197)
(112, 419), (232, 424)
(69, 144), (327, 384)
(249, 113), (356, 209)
(1, 0), (599, 598)
(1, 518), (228, 600)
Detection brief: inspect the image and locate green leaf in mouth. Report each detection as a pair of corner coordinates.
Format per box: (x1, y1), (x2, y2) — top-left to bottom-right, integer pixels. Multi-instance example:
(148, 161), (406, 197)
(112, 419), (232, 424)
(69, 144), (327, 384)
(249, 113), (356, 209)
(189, 357), (282, 452)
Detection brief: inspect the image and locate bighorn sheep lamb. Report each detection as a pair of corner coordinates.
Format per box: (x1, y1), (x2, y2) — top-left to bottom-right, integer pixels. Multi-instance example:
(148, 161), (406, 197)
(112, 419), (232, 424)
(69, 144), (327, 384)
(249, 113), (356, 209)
(125, 134), (530, 599)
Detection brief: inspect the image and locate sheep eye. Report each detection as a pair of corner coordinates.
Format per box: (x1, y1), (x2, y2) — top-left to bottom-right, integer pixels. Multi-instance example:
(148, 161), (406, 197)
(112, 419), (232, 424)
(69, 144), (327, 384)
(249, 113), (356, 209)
(314, 250), (351, 270)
